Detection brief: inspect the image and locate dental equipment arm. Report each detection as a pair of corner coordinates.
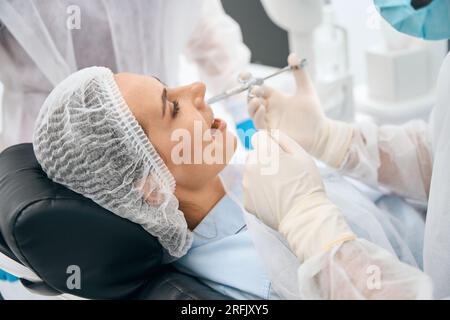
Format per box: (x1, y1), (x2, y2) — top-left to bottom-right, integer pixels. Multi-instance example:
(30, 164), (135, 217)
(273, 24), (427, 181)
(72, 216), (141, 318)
(184, 0), (251, 95)
(260, 0), (323, 78)
(249, 54), (433, 202)
(244, 131), (433, 299)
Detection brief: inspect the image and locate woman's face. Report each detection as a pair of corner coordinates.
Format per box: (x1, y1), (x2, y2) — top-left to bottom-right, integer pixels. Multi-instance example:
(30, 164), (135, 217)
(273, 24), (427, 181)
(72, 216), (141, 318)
(114, 73), (236, 191)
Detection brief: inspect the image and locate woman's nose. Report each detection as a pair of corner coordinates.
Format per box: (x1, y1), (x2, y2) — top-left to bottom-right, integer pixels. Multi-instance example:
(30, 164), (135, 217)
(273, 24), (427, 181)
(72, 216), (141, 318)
(169, 82), (206, 108)
(190, 82), (206, 105)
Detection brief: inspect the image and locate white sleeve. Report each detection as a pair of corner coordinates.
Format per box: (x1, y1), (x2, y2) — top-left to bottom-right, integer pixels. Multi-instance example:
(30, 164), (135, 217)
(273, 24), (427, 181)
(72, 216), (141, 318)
(340, 120), (433, 202)
(184, 0), (251, 94)
(297, 239), (433, 300)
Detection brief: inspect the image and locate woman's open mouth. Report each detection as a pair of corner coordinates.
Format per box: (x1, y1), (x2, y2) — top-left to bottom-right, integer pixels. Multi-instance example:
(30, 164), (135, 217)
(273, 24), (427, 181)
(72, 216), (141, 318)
(211, 118), (227, 131)
(203, 101), (227, 134)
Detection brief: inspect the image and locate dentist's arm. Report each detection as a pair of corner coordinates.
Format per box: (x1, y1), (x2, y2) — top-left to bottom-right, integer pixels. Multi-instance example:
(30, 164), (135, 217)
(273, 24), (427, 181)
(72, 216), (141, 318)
(341, 120), (432, 202)
(184, 0), (251, 95)
(244, 131), (433, 299)
(248, 55), (432, 202)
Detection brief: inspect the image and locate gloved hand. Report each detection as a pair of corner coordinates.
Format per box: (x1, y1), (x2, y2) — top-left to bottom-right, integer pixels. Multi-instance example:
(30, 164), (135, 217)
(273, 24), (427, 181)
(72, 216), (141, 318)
(244, 130), (356, 262)
(247, 54), (354, 168)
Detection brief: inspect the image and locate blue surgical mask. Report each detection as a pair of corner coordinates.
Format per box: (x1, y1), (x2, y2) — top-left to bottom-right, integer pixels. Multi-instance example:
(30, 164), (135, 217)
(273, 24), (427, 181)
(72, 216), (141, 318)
(374, 0), (450, 40)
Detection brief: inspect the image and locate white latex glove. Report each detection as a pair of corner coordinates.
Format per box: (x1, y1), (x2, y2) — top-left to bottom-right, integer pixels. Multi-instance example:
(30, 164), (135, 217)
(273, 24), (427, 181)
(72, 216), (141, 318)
(244, 130), (356, 262)
(247, 54), (354, 168)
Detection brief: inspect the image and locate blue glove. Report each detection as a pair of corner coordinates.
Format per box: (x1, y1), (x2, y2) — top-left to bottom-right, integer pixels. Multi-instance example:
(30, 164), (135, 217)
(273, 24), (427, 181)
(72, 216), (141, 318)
(0, 269), (19, 282)
(375, 0), (450, 40)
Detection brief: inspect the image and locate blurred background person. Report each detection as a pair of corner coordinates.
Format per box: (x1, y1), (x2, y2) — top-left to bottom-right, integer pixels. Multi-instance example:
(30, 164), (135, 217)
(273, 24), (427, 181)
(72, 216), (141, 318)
(0, 0), (250, 149)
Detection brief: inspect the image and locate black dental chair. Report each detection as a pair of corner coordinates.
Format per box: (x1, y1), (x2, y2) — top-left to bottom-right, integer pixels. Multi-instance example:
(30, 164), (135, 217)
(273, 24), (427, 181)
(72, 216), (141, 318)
(0, 143), (229, 300)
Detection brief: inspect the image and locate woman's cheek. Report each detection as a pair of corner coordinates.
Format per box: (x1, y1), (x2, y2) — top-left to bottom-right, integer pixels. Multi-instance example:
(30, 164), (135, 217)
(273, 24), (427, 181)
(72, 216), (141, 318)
(224, 131), (237, 163)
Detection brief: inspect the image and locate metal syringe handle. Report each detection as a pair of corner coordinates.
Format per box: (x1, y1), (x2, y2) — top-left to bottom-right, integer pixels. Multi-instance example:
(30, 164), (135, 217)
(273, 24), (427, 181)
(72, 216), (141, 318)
(206, 86), (248, 104)
(206, 59), (307, 105)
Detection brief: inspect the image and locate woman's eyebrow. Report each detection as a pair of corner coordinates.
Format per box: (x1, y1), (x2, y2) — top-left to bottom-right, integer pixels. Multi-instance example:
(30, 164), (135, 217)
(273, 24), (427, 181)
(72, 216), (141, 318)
(153, 75), (167, 86)
(153, 76), (168, 118)
(161, 87), (168, 117)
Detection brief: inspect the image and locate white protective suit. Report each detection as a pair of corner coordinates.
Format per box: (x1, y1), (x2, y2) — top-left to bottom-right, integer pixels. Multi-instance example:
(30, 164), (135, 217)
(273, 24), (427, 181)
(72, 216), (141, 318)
(242, 131), (433, 300)
(246, 46), (450, 299)
(340, 53), (450, 299)
(0, 0), (250, 149)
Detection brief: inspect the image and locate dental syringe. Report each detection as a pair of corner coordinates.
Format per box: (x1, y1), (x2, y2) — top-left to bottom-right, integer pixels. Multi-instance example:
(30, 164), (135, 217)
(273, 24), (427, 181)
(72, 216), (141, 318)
(206, 54), (307, 105)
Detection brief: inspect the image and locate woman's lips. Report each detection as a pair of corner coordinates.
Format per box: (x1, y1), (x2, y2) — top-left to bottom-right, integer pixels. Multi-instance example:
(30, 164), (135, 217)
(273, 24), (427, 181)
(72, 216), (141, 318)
(203, 101), (227, 134)
(211, 118), (227, 131)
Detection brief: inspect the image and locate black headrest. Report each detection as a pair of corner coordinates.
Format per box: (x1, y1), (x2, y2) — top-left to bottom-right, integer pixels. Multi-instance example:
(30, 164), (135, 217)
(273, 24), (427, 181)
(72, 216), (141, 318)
(0, 144), (164, 299)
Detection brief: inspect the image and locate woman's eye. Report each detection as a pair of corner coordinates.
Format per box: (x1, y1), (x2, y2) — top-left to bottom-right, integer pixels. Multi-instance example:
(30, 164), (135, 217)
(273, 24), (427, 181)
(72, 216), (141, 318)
(171, 100), (180, 118)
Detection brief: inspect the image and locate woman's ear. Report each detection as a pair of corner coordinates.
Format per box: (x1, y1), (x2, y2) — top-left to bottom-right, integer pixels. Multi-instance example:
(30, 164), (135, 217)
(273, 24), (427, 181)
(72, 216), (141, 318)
(144, 189), (165, 206)
(136, 175), (166, 206)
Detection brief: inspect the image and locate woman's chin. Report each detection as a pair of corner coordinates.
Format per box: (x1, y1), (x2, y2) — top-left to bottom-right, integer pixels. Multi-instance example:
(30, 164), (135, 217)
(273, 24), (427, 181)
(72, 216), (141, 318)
(210, 130), (236, 166)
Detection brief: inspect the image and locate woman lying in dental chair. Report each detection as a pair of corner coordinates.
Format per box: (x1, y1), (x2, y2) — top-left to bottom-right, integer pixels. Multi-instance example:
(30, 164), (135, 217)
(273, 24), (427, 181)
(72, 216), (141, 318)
(32, 66), (430, 300)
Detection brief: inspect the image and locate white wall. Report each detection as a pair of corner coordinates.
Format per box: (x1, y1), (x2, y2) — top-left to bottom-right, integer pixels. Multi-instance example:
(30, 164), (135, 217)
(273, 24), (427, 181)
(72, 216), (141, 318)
(331, 0), (447, 84)
(332, 0), (381, 84)
(0, 81), (3, 137)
